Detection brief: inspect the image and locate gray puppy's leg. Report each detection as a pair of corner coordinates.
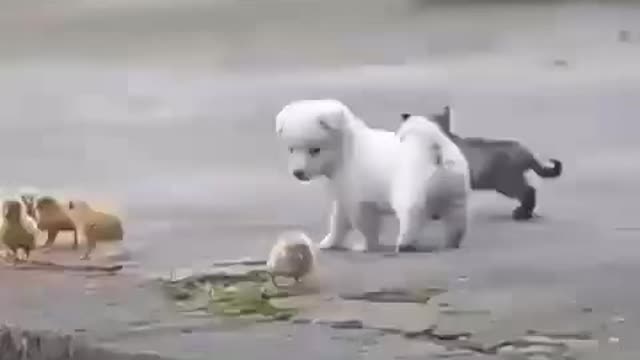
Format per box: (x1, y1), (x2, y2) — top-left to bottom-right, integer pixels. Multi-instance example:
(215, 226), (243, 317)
(496, 174), (535, 220)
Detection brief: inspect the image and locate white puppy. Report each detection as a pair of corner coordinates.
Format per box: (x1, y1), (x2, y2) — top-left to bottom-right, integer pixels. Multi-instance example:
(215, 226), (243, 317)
(275, 99), (469, 252)
(394, 113), (471, 250)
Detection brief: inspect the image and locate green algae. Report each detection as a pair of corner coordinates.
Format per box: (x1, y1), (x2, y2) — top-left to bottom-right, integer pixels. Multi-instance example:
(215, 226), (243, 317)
(161, 269), (297, 321)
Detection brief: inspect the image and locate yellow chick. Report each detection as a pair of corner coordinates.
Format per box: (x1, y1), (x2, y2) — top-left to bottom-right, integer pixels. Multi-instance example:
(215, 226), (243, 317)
(21, 195), (78, 250)
(0, 200), (37, 263)
(66, 200), (124, 260)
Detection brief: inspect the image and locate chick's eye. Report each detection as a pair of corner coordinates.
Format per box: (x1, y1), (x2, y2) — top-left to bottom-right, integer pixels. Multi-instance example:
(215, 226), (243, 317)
(308, 148), (321, 156)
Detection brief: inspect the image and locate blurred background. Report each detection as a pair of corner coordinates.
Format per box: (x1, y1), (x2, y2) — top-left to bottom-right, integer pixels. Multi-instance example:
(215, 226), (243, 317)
(1, 0), (639, 272)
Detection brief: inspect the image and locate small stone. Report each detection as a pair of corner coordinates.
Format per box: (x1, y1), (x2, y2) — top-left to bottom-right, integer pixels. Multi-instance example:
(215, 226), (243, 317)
(608, 337), (620, 344)
(457, 276), (468, 282)
(581, 307), (593, 313)
(292, 318), (312, 324)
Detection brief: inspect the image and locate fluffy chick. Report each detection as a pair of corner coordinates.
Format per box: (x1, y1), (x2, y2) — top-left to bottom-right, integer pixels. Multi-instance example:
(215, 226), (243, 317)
(0, 200), (38, 263)
(266, 231), (316, 288)
(22, 195), (78, 250)
(66, 200), (124, 260)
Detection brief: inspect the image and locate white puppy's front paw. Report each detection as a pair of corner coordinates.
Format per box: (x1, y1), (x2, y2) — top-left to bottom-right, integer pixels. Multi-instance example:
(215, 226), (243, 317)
(318, 237), (334, 249)
(318, 235), (346, 251)
(318, 236), (338, 250)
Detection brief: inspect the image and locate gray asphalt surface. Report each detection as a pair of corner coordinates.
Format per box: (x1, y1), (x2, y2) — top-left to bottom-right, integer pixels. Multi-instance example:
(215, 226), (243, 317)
(1, 1), (639, 359)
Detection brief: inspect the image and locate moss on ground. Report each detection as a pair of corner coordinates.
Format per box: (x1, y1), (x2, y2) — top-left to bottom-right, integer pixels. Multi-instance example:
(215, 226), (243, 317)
(161, 269), (297, 321)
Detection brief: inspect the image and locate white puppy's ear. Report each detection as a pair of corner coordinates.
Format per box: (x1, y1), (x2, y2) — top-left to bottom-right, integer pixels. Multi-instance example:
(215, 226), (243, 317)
(275, 104), (291, 136)
(275, 116), (285, 136)
(318, 118), (337, 132)
(318, 106), (348, 132)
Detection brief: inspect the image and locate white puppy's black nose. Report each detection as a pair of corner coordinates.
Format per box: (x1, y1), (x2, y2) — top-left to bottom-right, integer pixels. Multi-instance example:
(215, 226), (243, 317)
(293, 170), (307, 181)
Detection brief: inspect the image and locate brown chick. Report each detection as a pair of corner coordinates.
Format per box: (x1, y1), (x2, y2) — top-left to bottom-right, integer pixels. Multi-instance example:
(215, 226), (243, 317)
(28, 196), (78, 250)
(1, 200), (36, 263)
(67, 200), (124, 260)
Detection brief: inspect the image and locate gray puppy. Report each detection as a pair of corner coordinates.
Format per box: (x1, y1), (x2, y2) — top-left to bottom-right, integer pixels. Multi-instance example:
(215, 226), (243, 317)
(429, 106), (562, 220)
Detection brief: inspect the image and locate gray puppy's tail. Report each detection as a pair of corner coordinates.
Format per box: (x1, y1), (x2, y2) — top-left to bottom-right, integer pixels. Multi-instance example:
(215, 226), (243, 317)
(531, 158), (563, 178)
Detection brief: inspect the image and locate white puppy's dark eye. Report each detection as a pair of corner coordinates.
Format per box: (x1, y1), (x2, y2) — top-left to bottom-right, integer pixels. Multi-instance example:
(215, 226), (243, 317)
(289, 147), (294, 154)
(308, 148), (321, 157)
